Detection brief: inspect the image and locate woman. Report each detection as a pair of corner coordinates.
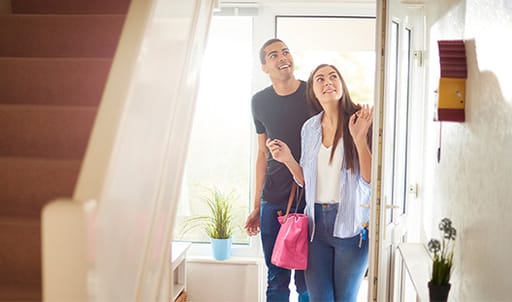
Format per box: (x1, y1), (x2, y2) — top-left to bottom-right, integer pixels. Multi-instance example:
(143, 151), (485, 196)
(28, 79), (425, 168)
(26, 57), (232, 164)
(267, 64), (373, 302)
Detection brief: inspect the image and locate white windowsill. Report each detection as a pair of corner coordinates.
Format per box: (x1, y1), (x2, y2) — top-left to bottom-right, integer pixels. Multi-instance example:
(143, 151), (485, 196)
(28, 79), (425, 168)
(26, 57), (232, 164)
(187, 255), (264, 265)
(397, 242), (431, 302)
(175, 236), (263, 259)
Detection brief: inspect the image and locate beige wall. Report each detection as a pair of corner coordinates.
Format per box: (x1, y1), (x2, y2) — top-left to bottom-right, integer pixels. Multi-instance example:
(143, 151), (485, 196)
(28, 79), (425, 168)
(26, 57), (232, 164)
(422, 0), (512, 300)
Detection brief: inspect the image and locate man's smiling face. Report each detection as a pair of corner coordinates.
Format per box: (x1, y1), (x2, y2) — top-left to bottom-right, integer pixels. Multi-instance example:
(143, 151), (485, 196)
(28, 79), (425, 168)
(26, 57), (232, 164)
(261, 41), (295, 81)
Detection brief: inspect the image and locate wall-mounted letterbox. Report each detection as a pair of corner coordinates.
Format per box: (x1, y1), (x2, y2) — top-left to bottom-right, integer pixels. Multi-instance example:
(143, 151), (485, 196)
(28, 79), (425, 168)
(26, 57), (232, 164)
(435, 40), (467, 122)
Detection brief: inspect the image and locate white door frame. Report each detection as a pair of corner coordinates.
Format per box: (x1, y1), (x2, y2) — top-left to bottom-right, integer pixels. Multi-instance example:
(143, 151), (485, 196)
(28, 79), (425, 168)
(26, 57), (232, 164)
(368, 0), (426, 301)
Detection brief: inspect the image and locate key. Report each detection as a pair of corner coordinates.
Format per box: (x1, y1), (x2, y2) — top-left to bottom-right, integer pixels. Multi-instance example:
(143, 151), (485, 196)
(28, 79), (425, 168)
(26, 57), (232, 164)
(358, 226), (368, 248)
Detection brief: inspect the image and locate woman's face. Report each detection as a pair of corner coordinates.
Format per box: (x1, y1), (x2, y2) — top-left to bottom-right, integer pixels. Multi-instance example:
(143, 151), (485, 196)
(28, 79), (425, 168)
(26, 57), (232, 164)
(311, 65), (343, 107)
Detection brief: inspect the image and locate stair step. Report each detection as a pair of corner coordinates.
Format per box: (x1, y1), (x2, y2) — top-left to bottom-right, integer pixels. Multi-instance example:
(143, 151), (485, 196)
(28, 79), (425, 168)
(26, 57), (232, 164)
(0, 157), (81, 217)
(0, 283), (40, 302)
(0, 57), (112, 106)
(0, 14), (125, 58)
(0, 105), (97, 159)
(12, 0), (130, 14)
(0, 217), (41, 301)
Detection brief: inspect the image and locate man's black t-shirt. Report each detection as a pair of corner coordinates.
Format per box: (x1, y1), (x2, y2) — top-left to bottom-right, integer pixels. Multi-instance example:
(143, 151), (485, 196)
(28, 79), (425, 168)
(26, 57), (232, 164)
(251, 80), (314, 205)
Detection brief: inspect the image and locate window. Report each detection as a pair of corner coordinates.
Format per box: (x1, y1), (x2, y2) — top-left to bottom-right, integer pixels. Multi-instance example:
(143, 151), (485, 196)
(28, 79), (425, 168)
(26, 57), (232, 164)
(173, 16), (253, 245)
(276, 16), (376, 104)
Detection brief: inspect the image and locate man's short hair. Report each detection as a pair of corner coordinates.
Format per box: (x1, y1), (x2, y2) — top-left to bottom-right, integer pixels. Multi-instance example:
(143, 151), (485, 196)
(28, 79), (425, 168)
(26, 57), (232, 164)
(259, 38), (284, 65)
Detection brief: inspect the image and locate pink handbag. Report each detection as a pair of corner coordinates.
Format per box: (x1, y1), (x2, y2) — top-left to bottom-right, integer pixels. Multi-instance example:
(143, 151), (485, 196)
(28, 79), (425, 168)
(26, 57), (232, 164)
(271, 183), (308, 270)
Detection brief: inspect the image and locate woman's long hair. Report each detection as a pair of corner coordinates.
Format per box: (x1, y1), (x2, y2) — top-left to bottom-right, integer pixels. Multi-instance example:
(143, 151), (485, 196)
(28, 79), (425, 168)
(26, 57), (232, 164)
(306, 64), (372, 172)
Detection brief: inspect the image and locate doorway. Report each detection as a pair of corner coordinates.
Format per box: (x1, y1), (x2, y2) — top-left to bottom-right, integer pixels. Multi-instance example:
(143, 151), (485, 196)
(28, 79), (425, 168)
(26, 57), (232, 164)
(175, 1), (426, 301)
(276, 14), (376, 302)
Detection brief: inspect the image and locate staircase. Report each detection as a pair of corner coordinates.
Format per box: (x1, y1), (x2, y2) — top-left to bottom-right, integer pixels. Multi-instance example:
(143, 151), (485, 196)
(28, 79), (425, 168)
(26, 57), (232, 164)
(0, 1), (130, 300)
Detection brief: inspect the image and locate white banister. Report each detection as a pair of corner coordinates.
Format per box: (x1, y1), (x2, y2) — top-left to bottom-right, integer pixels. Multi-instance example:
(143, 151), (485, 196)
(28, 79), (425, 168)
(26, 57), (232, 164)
(42, 0), (215, 301)
(42, 199), (97, 302)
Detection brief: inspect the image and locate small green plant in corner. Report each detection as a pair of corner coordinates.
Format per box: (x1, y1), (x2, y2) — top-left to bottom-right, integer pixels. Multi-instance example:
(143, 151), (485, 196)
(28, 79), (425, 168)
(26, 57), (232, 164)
(182, 187), (235, 240)
(428, 217), (457, 286)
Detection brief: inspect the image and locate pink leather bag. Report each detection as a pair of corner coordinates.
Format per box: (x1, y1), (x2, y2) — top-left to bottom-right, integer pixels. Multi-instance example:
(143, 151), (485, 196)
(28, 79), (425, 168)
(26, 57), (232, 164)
(271, 183), (308, 270)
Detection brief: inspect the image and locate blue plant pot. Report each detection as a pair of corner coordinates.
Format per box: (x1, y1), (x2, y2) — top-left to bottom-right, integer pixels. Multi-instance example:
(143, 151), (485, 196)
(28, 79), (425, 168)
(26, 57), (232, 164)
(211, 237), (232, 260)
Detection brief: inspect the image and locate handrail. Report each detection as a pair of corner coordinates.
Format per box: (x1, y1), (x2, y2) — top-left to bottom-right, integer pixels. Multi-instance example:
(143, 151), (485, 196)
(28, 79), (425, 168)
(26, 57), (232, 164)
(43, 0), (215, 301)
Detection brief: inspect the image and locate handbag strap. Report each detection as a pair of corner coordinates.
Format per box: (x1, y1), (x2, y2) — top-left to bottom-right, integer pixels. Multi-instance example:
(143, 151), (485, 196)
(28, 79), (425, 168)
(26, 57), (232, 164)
(282, 182), (304, 223)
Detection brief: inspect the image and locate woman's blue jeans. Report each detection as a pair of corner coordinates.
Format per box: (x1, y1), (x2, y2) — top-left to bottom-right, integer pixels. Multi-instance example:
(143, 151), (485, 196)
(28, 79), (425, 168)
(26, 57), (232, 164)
(305, 203), (368, 302)
(260, 200), (309, 302)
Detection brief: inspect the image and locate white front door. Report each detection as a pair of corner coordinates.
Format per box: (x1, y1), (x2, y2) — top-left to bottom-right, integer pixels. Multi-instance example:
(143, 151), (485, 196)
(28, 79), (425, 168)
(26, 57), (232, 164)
(368, 0), (425, 301)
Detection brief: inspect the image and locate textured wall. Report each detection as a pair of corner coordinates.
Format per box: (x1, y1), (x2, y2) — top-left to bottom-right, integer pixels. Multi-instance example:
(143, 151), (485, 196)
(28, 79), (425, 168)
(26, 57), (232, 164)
(423, 0), (512, 301)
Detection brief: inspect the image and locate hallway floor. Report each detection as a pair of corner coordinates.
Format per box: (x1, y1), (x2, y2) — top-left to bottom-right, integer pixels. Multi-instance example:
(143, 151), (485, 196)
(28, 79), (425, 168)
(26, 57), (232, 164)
(289, 277), (368, 301)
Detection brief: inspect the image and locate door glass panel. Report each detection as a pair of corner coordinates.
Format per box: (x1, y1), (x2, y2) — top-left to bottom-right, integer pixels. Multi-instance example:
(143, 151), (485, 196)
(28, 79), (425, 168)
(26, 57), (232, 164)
(383, 21), (399, 224)
(393, 26), (411, 218)
(399, 28), (412, 215)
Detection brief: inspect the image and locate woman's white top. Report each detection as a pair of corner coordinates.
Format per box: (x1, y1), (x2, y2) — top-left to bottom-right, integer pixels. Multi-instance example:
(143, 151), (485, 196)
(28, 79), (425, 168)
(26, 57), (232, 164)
(298, 111), (371, 240)
(316, 142), (343, 204)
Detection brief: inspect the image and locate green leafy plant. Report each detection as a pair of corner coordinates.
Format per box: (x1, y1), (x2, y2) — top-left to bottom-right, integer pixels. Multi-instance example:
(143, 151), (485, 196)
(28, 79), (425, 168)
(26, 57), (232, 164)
(182, 188), (235, 239)
(427, 218), (457, 285)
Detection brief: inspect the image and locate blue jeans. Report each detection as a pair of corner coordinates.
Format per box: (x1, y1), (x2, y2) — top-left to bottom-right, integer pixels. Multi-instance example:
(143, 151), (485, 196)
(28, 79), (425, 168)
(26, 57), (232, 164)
(260, 200), (309, 302)
(305, 203), (368, 302)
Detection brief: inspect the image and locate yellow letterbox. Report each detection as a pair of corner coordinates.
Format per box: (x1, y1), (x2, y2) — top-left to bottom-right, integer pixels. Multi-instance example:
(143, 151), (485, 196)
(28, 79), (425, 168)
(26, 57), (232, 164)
(435, 40), (467, 122)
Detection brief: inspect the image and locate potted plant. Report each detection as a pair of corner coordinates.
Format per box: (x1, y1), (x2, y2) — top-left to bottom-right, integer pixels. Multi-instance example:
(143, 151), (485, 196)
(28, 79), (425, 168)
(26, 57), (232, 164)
(427, 217), (457, 302)
(182, 187), (236, 260)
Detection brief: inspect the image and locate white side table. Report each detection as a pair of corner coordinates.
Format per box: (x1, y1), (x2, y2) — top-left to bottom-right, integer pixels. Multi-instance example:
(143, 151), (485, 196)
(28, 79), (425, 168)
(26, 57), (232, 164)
(171, 241), (192, 301)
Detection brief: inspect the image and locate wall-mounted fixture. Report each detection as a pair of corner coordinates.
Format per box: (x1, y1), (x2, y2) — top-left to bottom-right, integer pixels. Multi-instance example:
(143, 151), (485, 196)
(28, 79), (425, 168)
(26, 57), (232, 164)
(435, 40), (467, 122)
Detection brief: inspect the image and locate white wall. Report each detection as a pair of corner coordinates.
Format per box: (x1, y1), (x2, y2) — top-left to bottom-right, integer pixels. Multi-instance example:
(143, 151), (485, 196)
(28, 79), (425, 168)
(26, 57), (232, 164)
(422, 0), (512, 301)
(186, 257), (265, 302)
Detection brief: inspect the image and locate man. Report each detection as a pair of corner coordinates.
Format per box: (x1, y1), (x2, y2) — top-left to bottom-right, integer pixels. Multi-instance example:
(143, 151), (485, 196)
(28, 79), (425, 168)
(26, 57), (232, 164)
(245, 38), (316, 302)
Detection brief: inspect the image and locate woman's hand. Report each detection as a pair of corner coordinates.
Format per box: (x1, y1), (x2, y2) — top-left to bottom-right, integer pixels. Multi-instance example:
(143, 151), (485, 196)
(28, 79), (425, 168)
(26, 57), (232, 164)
(266, 138), (292, 164)
(267, 138), (305, 187)
(349, 104), (373, 147)
(350, 104), (373, 182)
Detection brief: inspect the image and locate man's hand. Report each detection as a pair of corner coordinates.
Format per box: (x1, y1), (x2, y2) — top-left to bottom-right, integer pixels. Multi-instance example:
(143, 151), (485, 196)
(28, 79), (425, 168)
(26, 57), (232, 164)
(244, 208), (261, 236)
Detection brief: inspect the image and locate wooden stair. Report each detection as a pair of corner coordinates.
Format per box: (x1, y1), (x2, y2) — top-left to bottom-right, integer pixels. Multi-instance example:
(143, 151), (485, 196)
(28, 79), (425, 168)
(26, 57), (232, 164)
(0, 1), (130, 300)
